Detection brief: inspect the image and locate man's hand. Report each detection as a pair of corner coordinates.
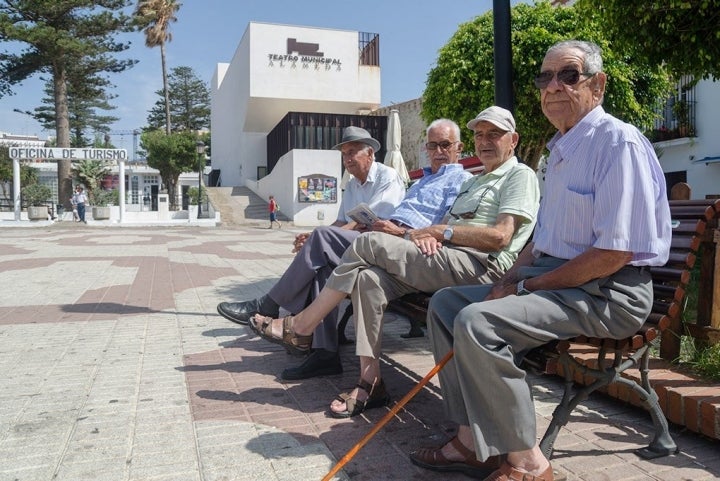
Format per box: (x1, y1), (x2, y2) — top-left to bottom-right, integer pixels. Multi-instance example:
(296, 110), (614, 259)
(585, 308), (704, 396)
(292, 232), (312, 253)
(485, 282), (516, 301)
(371, 219), (405, 236)
(405, 227), (444, 256)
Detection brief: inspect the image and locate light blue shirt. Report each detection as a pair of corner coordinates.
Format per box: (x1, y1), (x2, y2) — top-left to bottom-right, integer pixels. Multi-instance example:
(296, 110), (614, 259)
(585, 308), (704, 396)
(337, 162), (405, 223)
(390, 163), (472, 228)
(532, 106), (671, 266)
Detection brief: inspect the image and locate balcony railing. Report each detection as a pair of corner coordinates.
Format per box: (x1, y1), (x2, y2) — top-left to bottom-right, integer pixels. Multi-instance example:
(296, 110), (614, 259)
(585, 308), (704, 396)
(647, 75), (697, 143)
(359, 32), (379, 66)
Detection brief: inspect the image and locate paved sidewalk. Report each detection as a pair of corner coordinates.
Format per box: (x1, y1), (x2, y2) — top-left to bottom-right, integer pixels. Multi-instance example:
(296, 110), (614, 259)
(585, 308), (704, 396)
(0, 225), (718, 481)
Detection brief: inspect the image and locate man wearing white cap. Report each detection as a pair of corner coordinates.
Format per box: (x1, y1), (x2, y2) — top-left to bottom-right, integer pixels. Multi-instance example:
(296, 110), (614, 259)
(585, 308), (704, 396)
(249, 107), (541, 419)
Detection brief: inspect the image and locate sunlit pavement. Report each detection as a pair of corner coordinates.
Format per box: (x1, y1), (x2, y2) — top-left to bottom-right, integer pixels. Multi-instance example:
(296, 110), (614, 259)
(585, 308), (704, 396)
(1, 224), (718, 481)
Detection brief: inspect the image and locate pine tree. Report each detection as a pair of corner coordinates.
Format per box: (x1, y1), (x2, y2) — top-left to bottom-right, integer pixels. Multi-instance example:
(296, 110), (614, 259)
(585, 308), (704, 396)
(0, 0), (136, 208)
(146, 66), (210, 132)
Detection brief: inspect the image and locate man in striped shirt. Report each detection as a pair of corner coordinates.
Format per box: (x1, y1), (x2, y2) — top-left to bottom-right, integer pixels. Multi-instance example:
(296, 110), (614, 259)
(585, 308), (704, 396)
(416, 40), (671, 481)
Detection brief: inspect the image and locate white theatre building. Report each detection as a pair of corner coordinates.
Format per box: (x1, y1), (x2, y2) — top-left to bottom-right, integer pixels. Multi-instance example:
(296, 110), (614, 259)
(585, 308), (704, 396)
(211, 22), (389, 226)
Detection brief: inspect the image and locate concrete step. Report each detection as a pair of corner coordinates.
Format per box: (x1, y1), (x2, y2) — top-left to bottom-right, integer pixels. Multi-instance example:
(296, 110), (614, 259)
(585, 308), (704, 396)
(206, 186), (290, 227)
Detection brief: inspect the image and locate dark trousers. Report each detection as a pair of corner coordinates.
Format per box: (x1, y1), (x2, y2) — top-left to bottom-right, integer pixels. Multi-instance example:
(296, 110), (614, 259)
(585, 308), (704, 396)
(268, 226), (360, 352)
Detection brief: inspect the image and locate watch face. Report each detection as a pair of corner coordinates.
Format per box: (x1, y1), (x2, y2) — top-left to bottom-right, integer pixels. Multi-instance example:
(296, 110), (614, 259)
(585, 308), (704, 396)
(443, 228), (453, 240)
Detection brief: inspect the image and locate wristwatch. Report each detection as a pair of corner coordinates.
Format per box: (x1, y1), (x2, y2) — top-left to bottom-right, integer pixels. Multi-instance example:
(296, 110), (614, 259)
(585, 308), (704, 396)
(516, 279), (531, 296)
(443, 226), (454, 241)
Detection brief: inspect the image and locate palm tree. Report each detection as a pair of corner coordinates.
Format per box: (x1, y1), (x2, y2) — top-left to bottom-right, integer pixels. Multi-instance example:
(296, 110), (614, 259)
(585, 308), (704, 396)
(72, 159), (110, 204)
(134, 0), (181, 134)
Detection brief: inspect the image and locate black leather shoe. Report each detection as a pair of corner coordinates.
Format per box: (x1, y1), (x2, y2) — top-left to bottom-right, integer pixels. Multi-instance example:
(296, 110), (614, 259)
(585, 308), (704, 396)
(281, 349), (343, 380)
(217, 299), (270, 325)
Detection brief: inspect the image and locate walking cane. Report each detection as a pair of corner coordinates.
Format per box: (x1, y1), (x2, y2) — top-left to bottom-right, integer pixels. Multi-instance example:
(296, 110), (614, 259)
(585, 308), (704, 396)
(321, 349), (455, 481)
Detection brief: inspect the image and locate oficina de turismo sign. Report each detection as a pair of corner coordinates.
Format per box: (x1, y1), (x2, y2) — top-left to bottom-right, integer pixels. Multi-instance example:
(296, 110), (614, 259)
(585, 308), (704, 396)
(8, 147), (128, 161)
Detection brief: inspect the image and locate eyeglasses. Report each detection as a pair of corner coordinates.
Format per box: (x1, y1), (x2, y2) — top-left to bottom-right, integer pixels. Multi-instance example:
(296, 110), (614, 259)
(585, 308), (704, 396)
(534, 68), (595, 89)
(449, 177), (502, 220)
(425, 140), (458, 151)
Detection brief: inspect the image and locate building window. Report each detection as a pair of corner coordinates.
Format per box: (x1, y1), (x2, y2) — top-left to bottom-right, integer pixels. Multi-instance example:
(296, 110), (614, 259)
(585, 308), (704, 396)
(648, 75), (697, 142)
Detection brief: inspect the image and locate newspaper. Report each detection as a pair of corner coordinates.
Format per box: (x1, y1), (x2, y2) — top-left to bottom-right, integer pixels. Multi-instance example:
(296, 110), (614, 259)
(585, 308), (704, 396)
(347, 202), (380, 225)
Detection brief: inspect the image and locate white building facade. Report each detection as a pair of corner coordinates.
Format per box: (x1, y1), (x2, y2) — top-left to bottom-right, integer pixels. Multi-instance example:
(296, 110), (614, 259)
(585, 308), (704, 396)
(653, 78), (720, 200)
(210, 22), (383, 226)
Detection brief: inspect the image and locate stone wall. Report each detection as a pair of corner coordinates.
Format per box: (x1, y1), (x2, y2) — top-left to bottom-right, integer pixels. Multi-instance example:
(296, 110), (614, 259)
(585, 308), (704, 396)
(372, 98), (427, 172)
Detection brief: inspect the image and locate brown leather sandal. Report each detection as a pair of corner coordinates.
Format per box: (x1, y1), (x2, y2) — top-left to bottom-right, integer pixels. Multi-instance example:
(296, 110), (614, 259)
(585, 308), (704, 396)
(249, 315), (313, 356)
(409, 436), (501, 478)
(330, 378), (390, 418)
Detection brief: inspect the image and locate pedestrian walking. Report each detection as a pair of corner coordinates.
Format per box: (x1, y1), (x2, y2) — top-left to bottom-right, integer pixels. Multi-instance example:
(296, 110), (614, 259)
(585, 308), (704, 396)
(268, 195), (281, 229)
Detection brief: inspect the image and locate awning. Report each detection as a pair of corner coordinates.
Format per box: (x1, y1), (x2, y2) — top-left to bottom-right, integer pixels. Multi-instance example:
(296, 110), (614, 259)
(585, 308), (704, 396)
(693, 156), (720, 165)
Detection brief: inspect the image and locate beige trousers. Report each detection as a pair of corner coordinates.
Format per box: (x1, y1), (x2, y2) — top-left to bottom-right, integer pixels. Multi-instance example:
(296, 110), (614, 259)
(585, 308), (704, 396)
(325, 232), (504, 358)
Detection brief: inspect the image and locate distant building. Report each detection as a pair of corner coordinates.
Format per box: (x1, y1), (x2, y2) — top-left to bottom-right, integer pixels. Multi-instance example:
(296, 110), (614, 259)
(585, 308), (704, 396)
(211, 22), (386, 187)
(210, 22), (387, 225)
(650, 77), (720, 200)
(0, 133), (198, 211)
(0, 132), (47, 149)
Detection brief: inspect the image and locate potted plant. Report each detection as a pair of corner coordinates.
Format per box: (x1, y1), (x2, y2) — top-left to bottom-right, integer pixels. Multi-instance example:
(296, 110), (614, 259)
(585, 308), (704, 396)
(21, 183), (52, 220)
(187, 186), (208, 219)
(672, 100), (691, 137)
(187, 186), (208, 206)
(92, 188), (118, 220)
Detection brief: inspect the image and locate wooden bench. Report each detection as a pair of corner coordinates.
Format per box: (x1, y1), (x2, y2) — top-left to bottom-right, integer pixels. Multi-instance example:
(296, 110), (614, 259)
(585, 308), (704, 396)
(380, 199), (720, 460)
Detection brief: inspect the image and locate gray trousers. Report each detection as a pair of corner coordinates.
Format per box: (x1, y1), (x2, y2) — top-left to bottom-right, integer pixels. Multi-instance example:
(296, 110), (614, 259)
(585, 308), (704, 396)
(268, 226), (360, 352)
(326, 232), (505, 358)
(427, 255), (652, 461)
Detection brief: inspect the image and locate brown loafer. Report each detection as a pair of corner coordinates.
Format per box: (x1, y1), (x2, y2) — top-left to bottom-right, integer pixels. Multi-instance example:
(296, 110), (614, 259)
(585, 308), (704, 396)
(409, 436), (501, 478)
(484, 461), (554, 481)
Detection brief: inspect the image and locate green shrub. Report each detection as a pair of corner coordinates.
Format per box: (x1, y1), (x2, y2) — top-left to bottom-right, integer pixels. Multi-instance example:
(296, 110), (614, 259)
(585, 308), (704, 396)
(187, 186), (207, 205)
(685, 341), (720, 382)
(93, 188), (119, 206)
(21, 183), (52, 206)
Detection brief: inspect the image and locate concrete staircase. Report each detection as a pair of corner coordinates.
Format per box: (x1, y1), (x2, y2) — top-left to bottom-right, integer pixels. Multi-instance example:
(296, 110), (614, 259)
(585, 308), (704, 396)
(206, 186), (290, 227)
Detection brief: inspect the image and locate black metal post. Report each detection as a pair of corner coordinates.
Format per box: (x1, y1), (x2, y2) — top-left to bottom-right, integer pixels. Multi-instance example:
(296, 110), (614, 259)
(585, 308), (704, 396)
(493, 0), (514, 114)
(196, 141), (205, 219)
(198, 165), (202, 218)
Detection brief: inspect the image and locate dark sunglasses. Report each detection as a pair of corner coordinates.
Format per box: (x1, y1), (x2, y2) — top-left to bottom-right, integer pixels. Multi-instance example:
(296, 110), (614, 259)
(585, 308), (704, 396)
(534, 69), (595, 89)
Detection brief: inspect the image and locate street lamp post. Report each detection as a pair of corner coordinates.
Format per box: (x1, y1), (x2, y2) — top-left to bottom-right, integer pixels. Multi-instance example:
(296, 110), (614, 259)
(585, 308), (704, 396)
(195, 141), (205, 218)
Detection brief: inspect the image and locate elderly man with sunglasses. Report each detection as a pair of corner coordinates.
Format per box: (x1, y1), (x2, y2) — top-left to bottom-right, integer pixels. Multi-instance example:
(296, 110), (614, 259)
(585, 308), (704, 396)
(413, 40), (671, 481)
(249, 106), (540, 418)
